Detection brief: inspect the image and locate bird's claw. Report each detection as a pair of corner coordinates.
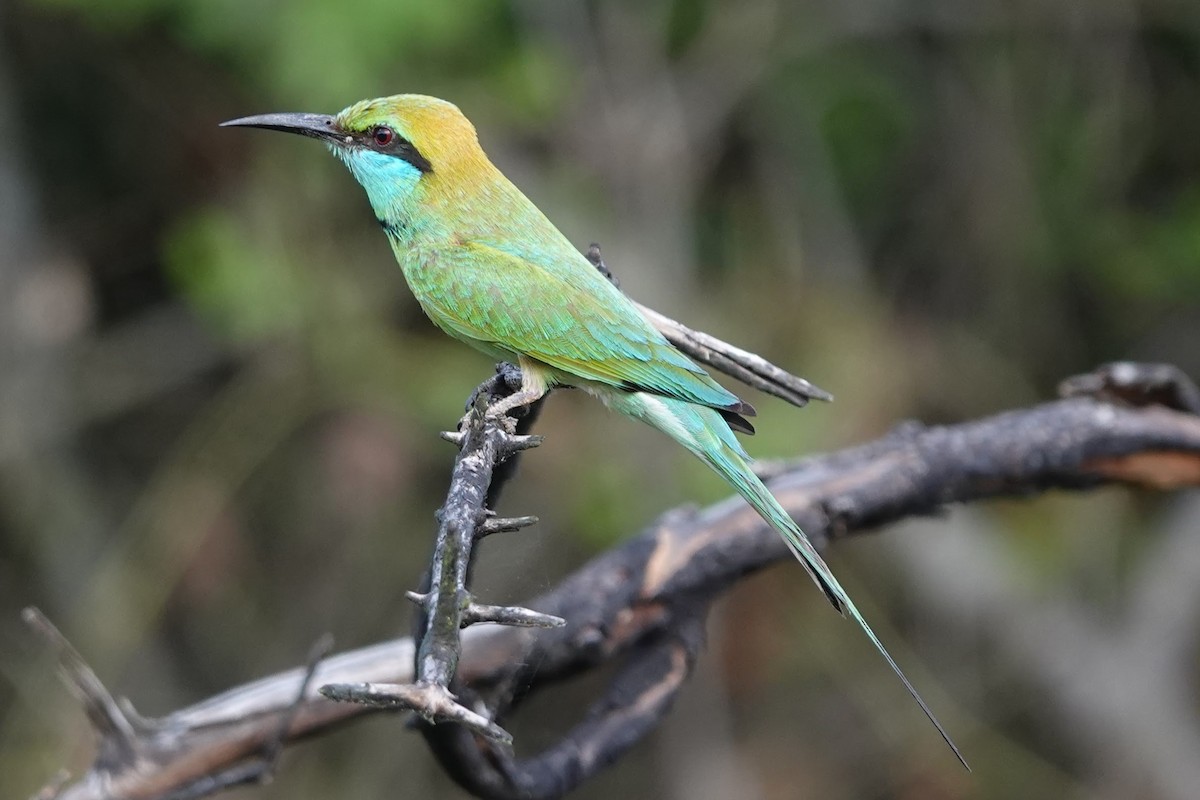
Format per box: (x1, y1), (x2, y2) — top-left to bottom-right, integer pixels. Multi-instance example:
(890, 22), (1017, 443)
(455, 405), (518, 436)
(484, 408), (519, 434)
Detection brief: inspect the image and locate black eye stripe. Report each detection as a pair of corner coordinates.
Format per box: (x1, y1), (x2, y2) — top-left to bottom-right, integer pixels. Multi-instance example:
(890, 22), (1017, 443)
(396, 140), (433, 174)
(360, 127), (432, 174)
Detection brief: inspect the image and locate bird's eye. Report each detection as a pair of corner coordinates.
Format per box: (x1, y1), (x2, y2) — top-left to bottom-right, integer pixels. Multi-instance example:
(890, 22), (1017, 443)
(372, 125), (396, 147)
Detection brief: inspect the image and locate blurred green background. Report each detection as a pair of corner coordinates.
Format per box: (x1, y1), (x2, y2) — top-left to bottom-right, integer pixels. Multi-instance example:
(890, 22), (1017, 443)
(2, 1), (1199, 798)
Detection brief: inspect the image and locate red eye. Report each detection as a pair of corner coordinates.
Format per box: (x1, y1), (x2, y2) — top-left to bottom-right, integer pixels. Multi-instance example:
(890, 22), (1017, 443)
(372, 125), (395, 147)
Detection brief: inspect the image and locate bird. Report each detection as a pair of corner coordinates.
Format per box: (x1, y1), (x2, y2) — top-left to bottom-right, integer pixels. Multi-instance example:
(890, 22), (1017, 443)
(222, 94), (966, 768)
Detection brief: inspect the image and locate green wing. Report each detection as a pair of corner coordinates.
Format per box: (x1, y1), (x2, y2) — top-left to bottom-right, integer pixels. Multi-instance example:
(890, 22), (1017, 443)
(417, 241), (753, 418)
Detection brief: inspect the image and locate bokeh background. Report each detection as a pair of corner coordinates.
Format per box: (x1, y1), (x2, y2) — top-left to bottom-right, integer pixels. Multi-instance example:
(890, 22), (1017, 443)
(2, 1), (1199, 798)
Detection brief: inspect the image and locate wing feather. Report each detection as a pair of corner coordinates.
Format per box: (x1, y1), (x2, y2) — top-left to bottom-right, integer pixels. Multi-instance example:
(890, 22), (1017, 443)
(419, 242), (753, 418)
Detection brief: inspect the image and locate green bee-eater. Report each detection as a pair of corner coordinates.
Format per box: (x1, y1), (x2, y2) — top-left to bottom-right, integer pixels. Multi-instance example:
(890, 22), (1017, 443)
(223, 95), (965, 766)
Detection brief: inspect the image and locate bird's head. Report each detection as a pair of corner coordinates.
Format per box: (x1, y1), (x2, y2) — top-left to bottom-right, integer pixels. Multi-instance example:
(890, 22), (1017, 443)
(222, 94), (484, 217)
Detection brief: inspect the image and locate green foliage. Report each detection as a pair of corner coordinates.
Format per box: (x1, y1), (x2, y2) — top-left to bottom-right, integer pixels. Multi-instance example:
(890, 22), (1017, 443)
(775, 48), (917, 223)
(33, 0), (508, 104)
(165, 208), (303, 340)
(1098, 189), (1200, 300)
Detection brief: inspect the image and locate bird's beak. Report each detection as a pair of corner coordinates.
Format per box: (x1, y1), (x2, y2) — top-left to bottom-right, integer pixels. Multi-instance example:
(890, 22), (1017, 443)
(220, 112), (343, 143)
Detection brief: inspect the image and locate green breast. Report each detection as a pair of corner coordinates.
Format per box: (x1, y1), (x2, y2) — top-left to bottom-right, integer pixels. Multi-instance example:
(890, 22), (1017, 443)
(388, 236), (517, 362)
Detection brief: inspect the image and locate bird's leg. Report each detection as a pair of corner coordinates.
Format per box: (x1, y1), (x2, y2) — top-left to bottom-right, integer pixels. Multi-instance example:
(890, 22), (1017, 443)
(483, 358), (549, 432)
(457, 362), (545, 433)
(486, 387), (546, 417)
(484, 387), (546, 434)
(463, 362), (525, 413)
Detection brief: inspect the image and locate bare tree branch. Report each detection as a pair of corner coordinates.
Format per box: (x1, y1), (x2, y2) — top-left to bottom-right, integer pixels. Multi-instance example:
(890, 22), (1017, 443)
(28, 363), (1200, 800)
(320, 368), (557, 745)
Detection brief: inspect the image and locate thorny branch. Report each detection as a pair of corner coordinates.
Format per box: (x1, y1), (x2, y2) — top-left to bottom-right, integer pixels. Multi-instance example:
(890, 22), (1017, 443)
(320, 365), (559, 745)
(24, 360), (1200, 800)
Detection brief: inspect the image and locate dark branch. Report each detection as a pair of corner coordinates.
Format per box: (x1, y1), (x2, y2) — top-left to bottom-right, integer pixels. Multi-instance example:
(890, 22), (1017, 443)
(1059, 360), (1200, 415)
(28, 363), (1200, 800)
(321, 366), (552, 743)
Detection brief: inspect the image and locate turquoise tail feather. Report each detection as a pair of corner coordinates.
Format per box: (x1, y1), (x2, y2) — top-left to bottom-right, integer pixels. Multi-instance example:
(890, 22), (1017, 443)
(605, 389), (968, 769)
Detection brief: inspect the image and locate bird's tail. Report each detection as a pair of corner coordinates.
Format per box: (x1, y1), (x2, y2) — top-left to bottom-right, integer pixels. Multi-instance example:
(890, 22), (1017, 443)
(607, 390), (967, 769)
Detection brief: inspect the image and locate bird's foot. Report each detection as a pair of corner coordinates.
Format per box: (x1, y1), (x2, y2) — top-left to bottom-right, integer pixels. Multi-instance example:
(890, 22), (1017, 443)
(463, 363), (524, 415)
(483, 407), (519, 435)
(456, 404), (521, 436)
(456, 404), (519, 435)
(483, 387), (545, 427)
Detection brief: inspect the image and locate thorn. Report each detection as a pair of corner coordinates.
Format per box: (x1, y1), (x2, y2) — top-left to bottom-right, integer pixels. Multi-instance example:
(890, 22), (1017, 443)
(319, 682), (513, 744)
(22, 607), (139, 759)
(585, 242), (620, 288)
(498, 433), (543, 454)
(477, 515), (538, 537)
(461, 602), (566, 629)
(256, 634), (334, 781)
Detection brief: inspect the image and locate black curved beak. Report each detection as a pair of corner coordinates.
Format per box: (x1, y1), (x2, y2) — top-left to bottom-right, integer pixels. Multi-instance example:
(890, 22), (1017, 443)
(220, 112), (343, 142)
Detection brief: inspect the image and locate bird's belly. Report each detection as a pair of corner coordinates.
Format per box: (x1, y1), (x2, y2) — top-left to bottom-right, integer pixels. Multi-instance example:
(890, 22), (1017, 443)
(394, 245), (515, 362)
